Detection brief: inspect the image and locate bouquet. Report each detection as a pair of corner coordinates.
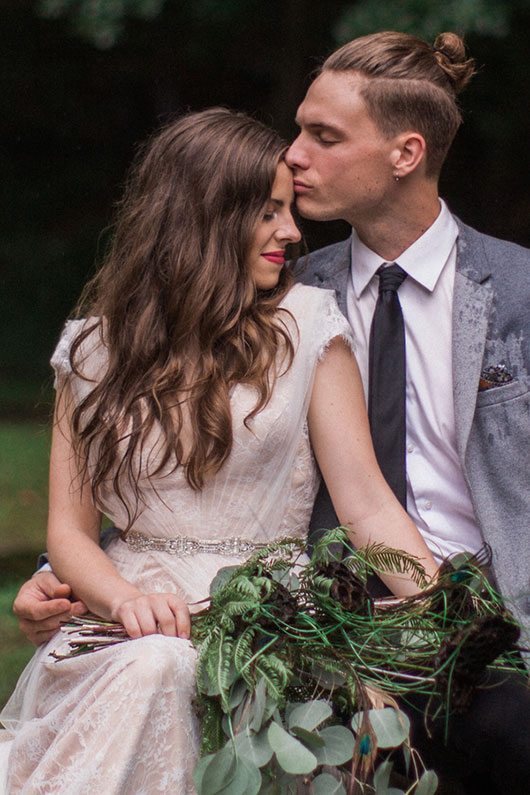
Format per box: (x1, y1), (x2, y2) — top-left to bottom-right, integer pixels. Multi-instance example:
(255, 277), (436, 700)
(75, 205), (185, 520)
(56, 528), (525, 795)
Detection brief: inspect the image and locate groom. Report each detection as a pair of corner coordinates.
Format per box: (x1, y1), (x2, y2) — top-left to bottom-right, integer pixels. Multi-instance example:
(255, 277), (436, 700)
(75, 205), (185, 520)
(285, 30), (530, 794)
(12, 28), (530, 793)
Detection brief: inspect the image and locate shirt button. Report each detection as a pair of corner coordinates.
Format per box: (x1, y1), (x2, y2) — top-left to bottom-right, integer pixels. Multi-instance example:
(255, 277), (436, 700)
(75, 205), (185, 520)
(424, 500), (432, 510)
(407, 443), (414, 453)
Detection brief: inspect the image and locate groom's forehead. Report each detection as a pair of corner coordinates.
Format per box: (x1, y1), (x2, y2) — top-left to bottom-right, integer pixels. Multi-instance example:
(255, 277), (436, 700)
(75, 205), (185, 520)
(296, 72), (366, 127)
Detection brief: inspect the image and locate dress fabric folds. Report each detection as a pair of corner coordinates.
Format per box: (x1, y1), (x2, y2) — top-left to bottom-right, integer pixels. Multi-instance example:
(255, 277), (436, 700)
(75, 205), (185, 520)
(0, 285), (354, 794)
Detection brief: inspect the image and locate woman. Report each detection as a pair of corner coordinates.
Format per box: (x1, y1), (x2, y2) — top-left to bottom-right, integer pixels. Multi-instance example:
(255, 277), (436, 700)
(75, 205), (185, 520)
(1, 108), (437, 793)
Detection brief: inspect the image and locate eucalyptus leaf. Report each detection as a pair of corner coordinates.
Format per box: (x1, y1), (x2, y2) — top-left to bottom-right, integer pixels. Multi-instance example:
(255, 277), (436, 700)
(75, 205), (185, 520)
(216, 756), (262, 795)
(402, 743), (411, 775)
(267, 722), (317, 774)
(373, 759), (393, 791)
(415, 769), (439, 795)
(209, 566), (239, 596)
(288, 699), (332, 731)
(233, 691), (252, 731)
(229, 678), (248, 710)
(193, 753), (215, 793)
(310, 661), (346, 688)
(234, 725), (273, 767)
(313, 725), (355, 765)
(351, 708), (411, 749)
(290, 726), (325, 749)
(200, 743), (237, 794)
(250, 677), (267, 732)
(312, 772), (347, 794)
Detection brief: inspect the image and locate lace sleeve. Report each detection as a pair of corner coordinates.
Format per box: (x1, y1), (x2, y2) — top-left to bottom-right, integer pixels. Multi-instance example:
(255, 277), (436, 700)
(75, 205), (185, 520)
(50, 320), (85, 390)
(315, 290), (355, 361)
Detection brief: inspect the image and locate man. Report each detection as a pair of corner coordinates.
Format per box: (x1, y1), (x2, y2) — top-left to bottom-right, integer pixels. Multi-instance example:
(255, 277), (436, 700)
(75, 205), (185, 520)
(11, 29), (530, 793)
(284, 30), (530, 794)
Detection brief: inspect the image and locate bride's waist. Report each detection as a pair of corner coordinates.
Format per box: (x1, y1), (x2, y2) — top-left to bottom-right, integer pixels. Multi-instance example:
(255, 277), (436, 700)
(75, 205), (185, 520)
(121, 529), (269, 557)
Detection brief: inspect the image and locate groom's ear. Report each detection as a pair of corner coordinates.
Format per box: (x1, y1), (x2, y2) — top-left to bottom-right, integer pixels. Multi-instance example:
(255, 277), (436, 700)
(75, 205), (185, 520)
(390, 132), (427, 178)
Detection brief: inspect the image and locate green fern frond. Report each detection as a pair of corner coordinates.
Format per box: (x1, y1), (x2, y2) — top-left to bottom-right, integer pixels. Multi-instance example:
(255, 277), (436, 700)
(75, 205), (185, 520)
(352, 543), (427, 587)
(234, 627), (256, 673)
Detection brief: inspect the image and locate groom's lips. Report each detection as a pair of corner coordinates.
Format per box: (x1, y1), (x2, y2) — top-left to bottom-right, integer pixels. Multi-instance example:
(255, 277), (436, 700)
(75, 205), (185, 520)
(261, 250), (285, 264)
(293, 180), (312, 194)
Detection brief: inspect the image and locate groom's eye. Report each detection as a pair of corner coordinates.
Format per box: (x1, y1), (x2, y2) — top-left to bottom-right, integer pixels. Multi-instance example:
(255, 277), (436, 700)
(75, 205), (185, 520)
(316, 134), (338, 146)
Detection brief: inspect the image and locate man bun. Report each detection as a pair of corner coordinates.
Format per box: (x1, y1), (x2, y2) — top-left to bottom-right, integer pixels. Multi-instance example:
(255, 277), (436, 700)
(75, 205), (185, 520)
(433, 32), (476, 94)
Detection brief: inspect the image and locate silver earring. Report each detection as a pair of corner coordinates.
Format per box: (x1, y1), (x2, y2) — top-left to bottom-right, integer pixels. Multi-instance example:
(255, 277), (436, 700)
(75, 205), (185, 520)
(393, 173), (400, 182)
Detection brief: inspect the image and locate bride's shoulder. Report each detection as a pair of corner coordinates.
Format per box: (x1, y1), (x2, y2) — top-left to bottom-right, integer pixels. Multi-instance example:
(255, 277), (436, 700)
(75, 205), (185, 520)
(279, 283), (339, 316)
(279, 284), (354, 359)
(50, 317), (106, 387)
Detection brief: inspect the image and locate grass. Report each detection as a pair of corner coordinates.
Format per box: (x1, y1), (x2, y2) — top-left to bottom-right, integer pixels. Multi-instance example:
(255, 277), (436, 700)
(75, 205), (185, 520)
(0, 421), (50, 711)
(0, 579), (35, 712)
(0, 422), (50, 556)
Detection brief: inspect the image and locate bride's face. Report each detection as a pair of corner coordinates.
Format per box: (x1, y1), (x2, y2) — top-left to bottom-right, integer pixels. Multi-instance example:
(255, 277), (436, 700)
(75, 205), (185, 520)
(247, 161), (301, 290)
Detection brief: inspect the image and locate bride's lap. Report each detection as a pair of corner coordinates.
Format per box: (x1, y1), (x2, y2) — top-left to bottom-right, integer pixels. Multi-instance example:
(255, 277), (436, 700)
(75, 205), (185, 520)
(6, 634), (199, 795)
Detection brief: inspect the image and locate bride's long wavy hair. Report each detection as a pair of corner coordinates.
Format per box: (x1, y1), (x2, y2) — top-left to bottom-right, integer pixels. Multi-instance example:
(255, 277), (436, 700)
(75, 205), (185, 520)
(66, 108), (298, 526)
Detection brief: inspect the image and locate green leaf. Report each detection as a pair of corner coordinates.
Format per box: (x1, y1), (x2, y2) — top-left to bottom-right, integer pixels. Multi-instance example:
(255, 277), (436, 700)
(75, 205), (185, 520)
(373, 759), (393, 791)
(250, 677), (267, 732)
(216, 756), (262, 795)
(313, 725), (355, 765)
(234, 725), (273, 768)
(415, 770), (439, 795)
(193, 753), (216, 793)
(209, 565), (240, 596)
(402, 743), (411, 775)
(290, 726), (325, 749)
(312, 772), (347, 794)
(351, 708), (410, 749)
(200, 743), (237, 793)
(267, 722), (317, 774)
(229, 679), (248, 710)
(287, 699), (332, 731)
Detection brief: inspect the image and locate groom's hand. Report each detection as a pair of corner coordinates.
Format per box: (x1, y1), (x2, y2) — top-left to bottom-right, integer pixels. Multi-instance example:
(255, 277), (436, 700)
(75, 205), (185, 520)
(13, 571), (87, 645)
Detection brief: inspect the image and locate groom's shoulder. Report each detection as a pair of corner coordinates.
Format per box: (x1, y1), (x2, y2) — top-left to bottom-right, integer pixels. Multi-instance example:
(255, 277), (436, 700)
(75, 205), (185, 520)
(295, 237), (351, 287)
(457, 218), (530, 274)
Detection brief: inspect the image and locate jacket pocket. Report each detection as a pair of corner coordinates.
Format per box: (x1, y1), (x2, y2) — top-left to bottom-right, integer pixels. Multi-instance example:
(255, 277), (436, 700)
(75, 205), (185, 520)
(475, 378), (528, 408)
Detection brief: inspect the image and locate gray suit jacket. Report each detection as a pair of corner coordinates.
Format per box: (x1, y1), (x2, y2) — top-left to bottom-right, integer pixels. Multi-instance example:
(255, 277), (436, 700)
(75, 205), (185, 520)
(297, 218), (530, 654)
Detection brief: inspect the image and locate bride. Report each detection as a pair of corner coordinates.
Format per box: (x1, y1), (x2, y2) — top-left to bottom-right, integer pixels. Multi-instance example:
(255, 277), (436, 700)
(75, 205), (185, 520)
(0, 107), (437, 793)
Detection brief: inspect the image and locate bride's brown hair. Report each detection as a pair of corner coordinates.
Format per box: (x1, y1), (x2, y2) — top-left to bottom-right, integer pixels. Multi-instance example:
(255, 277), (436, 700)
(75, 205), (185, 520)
(66, 108), (297, 526)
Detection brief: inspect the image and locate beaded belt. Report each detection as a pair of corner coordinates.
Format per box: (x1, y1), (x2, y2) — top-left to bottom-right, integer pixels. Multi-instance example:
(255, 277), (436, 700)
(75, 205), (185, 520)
(123, 529), (267, 557)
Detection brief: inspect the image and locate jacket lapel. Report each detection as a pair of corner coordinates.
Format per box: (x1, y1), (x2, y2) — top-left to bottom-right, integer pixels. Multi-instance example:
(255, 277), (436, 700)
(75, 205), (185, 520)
(452, 220), (493, 462)
(313, 238), (351, 316)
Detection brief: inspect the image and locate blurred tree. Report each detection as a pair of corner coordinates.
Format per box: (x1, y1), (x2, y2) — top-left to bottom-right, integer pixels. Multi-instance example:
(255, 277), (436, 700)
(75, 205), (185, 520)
(1, 0), (528, 413)
(39, 0), (169, 49)
(335, 0), (512, 41)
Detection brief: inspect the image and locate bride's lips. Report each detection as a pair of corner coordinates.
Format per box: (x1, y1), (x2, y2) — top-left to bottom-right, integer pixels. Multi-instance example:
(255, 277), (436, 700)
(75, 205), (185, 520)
(261, 250), (285, 264)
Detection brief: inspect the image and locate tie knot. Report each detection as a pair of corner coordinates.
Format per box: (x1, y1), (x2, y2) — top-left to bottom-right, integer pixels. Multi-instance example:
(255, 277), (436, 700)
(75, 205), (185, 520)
(377, 263), (407, 294)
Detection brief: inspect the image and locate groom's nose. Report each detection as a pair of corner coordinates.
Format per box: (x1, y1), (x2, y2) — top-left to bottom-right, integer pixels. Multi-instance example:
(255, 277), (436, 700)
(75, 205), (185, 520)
(285, 135), (308, 171)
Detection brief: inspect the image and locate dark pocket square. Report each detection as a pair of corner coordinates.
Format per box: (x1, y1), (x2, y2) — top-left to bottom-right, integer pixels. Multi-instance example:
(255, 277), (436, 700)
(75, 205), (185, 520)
(479, 364), (514, 391)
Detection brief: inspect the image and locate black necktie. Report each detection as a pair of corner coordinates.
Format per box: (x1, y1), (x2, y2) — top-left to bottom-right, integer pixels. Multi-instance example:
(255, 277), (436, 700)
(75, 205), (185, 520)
(368, 263), (408, 508)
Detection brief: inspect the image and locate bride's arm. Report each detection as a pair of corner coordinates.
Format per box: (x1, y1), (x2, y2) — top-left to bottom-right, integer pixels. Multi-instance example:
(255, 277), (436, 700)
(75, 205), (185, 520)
(47, 387), (190, 638)
(308, 337), (439, 596)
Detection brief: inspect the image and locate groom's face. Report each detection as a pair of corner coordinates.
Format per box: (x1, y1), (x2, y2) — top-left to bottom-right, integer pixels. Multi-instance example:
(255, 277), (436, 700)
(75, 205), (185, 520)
(286, 71), (397, 225)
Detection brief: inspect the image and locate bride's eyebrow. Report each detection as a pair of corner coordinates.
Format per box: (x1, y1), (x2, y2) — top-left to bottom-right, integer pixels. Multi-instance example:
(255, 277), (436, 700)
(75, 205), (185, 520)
(268, 198), (285, 207)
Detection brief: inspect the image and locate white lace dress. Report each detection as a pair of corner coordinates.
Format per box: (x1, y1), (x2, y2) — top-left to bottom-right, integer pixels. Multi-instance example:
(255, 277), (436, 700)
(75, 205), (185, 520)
(0, 285), (354, 794)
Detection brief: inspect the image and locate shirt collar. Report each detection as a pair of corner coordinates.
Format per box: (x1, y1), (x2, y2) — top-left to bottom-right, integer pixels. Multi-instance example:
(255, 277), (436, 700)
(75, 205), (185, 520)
(350, 199), (459, 298)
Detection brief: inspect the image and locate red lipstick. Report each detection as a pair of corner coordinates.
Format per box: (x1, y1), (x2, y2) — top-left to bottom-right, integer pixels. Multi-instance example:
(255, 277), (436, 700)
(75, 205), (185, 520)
(262, 250), (285, 264)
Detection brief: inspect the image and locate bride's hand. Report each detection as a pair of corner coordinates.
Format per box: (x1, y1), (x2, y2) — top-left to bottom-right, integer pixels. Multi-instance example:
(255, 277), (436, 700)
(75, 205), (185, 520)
(112, 593), (191, 640)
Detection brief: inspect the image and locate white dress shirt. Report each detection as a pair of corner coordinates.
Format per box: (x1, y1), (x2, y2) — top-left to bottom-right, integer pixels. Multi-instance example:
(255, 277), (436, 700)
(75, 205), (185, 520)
(346, 200), (483, 562)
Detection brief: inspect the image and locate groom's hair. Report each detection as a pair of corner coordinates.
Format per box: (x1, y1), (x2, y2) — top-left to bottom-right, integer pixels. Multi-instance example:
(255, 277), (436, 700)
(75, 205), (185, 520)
(322, 31), (476, 177)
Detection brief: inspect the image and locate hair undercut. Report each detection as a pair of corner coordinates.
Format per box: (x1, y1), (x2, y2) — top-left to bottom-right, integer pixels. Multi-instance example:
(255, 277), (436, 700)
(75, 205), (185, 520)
(322, 31), (477, 177)
(64, 108), (297, 529)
